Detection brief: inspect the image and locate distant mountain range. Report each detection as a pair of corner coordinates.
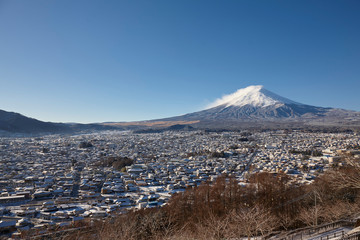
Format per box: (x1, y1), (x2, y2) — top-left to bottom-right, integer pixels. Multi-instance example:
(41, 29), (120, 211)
(0, 109), (118, 134)
(1, 85), (360, 134)
(0, 109), (67, 133)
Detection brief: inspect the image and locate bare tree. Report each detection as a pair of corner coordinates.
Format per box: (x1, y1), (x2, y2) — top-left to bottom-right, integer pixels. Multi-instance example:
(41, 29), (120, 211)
(194, 213), (230, 240)
(330, 157), (360, 190)
(229, 205), (278, 240)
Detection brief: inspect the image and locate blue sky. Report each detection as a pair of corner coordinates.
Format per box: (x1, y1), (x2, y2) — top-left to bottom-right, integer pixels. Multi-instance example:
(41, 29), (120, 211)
(0, 0), (359, 123)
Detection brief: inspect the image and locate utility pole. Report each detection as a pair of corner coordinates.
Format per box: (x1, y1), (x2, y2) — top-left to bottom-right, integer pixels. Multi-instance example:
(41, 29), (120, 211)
(314, 190), (318, 226)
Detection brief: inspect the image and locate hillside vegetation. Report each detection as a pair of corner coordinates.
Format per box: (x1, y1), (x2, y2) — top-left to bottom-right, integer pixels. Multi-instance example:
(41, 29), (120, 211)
(41, 162), (360, 240)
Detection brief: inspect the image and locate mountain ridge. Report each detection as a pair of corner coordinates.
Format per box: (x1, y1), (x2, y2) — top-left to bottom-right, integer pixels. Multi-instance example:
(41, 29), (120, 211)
(0, 109), (69, 133)
(0, 109), (120, 134)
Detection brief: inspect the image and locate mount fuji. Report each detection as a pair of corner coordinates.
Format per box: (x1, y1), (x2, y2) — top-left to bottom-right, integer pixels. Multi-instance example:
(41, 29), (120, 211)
(159, 85), (360, 128)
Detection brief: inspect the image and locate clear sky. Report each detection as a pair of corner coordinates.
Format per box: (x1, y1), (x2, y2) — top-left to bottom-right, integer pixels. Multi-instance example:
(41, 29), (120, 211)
(0, 0), (359, 123)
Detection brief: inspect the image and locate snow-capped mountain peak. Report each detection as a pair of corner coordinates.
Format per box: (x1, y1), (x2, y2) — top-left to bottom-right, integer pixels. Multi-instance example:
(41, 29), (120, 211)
(207, 85), (301, 108)
(156, 85), (360, 125)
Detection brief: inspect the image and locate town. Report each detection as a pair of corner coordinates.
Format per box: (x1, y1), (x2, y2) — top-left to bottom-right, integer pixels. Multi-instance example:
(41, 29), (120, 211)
(0, 129), (359, 238)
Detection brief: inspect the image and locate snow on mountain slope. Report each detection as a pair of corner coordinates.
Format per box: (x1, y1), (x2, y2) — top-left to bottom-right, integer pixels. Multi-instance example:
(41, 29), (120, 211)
(160, 85), (359, 123)
(207, 85), (301, 108)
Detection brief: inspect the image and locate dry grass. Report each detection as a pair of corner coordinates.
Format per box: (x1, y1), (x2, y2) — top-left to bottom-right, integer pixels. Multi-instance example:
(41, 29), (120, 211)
(102, 120), (200, 127)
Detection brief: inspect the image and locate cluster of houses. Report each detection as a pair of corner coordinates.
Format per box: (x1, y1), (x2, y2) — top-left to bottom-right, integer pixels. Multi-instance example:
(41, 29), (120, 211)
(0, 130), (359, 237)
